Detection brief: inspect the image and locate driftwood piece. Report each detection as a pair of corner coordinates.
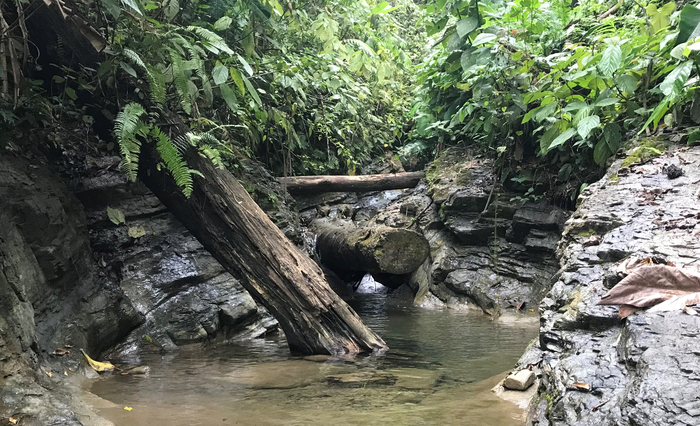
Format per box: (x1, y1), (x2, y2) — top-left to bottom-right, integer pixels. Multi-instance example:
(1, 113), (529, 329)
(279, 172), (424, 195)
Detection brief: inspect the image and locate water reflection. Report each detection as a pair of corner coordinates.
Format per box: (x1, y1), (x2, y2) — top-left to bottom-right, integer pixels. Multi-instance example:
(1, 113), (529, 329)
(88, 290), (538, 426)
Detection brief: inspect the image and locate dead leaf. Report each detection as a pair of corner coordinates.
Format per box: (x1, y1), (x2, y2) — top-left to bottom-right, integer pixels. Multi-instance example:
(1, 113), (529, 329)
(45, 371), (52, 378)
(64, 371), (68, 376)
(80, 349), (115, 372)
(53, 348), (71, 356)
(598, 265), (700, 318)
(572, 382), (591, 391)
(124, 407), (133, 411)
(9, 417), (18, 424)
(684, 306), (699, 316)
(128, 226), (146, 239)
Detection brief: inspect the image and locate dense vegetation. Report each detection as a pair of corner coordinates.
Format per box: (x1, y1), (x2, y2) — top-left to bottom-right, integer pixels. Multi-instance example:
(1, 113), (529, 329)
(2, 0), (700, 200)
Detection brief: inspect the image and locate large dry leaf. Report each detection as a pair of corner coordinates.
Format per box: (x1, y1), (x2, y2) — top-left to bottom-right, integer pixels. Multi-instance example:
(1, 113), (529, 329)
(598, 265), (700, 318)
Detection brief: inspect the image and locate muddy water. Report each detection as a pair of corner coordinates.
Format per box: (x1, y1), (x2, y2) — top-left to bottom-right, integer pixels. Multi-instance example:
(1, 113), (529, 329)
(88, 290), (538, 426)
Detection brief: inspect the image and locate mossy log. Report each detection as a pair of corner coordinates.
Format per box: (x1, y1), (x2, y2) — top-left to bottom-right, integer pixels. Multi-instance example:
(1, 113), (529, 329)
(279, 172), (424, 195)
(315, 223), (430, 275)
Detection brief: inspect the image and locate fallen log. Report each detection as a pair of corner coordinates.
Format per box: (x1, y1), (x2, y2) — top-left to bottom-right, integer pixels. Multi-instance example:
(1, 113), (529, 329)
(140, 118), (388, 356)
(314, 221), (430, 275)
(27, 2), (387, 356)
(279, 172), (425, 195)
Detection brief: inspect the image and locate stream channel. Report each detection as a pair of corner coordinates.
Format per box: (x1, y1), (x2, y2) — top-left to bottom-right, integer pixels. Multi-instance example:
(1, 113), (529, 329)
(86, 283), (538, 426)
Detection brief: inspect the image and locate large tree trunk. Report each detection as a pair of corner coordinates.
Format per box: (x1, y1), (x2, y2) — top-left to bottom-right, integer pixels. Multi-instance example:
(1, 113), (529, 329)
(140, 140), (387, 355)
(26, 2), (386, 356)
(279, 172), (424, 194)
(313, 221), (430, 275)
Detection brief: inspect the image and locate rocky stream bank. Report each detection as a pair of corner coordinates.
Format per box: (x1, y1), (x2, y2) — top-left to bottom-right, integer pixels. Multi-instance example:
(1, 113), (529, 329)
(2, 132), (697, 426)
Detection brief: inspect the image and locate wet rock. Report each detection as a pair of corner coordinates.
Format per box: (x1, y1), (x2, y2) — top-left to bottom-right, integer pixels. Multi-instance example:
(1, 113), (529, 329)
(0, 151), (136, 425)
(516, 144), (700, 426)
(73, 156), (278, 356)
(503, 370), (536, 391)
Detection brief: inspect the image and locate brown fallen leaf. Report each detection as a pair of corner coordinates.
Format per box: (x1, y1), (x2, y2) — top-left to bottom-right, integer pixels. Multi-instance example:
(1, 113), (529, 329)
(9, 417), (18, 425)
(45, 371), (52, 378)
(598, 265), (700, 318)
(54, 348), (71, 356)
(572, 382), (591, 391)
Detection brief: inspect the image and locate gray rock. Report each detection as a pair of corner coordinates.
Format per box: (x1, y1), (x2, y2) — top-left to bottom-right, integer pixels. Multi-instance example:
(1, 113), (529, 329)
(504, 369), (536, 391)
(517, 145), (700, 426)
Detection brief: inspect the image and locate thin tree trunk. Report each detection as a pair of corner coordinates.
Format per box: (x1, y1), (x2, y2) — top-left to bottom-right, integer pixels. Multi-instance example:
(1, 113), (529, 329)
(279, 172), (425, 194)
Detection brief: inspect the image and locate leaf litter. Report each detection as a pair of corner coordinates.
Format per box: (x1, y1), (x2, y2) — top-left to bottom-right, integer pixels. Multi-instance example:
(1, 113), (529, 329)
(598, 263), (700, 318)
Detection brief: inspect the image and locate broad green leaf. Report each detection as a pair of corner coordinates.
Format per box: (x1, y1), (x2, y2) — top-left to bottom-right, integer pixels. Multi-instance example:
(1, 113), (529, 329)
(241, 75), (262, 106)
(212, 64), (228, 85)
(163, 0), (178, 20)
(219, 83), (239, 113)
(577, 115), (600, 139)
(237, 54), (254, 76)
(548, 128), (577, 150)
(65, 87), (77, 101)
(107, 206), (126, 225)
(456, 16), (479, 38)
(214, 16), (232, 30)
(446, 32), (462, 52)
(593, 139), (613, 166)
(558, 163), (572, 181)
(229, 67), (245, 95)
(120, 0), (143, 15)
(648, 2), (675, 33)
(101, 0), (121, 19)
(594, 97), (619, 107)
(598, 45), (621, 78)
(603, 123), (622, 152)
(677, 5), (700, 45)
(616, 74), (638, 93)
(371, 2), (399, 14)
(472, 33), (497, 46)
(640, 97), (671, 132)
(660, 61), (692, 97)
(539, 126), (560, 154)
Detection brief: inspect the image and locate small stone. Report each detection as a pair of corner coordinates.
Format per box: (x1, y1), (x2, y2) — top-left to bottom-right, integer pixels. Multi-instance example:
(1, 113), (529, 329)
(663, 164), (683, 179)
(503, 369), (536, 391)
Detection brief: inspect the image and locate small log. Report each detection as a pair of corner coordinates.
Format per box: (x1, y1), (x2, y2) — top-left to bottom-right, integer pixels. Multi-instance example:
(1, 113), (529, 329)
(315, 223), (430, 275)
(279, 172), (425, 195)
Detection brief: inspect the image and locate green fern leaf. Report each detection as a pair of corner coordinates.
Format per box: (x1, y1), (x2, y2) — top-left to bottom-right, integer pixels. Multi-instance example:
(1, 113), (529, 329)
(114, 102), (147, 181)
(169, 50), (192, 114)
(186, 26), (234, 55)
(152, 126), (195, 197)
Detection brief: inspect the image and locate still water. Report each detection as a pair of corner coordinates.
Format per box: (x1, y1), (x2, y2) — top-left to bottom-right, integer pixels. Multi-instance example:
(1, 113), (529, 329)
(88, 290), (538, 426)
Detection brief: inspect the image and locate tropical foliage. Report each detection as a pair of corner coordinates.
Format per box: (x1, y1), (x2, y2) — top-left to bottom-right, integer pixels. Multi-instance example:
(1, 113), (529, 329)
(409, 0), (700, 199)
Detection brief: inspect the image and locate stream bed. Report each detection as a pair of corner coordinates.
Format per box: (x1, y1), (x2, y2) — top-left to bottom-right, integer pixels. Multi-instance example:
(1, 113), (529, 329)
(87, 289), (538, 426)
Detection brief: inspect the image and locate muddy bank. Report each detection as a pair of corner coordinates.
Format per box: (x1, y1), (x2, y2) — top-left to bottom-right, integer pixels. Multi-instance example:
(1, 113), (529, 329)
(519, 141), (700, 425)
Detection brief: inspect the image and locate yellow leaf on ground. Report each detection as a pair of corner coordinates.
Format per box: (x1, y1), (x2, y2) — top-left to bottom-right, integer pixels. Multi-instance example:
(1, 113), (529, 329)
(80, 349), (115, 372)
(45, 371), (52, 378)
(9, 417), (18, 424)
(124, 407), (133, 411)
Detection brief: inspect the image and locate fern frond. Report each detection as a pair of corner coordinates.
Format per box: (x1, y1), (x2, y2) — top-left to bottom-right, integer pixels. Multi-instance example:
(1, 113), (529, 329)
(152, 126), (195, 197)
(169, 50), (192, 115)
(114, 102), (147, 181)
(199, 144), (224, 169)
(186, 26), (234, 55)
(121, 48), (166, 107)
